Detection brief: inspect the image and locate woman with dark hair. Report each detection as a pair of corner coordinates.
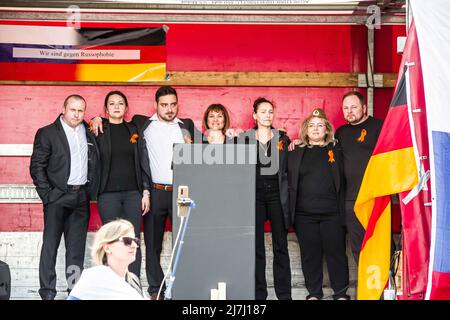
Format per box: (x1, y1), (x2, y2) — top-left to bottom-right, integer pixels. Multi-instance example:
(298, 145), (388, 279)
(202, 103), (233, 144)
(243, 97), (292, 300)
(95, 90), (150, 279)
(288, 108), (349, 300)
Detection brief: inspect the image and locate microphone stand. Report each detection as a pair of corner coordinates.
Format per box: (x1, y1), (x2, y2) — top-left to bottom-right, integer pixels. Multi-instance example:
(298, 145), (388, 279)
(164, 199), (196, 300)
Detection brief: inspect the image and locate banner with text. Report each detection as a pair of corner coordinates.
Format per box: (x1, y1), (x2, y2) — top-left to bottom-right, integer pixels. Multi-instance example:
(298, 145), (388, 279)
(0, 24), (167, 82)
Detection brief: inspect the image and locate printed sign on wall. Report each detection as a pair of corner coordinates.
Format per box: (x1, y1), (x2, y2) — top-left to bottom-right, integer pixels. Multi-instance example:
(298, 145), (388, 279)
(0, 24), (167, 82)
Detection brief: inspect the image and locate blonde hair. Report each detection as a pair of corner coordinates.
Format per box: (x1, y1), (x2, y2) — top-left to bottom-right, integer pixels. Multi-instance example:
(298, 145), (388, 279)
(91, 219), (144, 297)
(92, 219), (135, 266)
(298, 108), (336, 146)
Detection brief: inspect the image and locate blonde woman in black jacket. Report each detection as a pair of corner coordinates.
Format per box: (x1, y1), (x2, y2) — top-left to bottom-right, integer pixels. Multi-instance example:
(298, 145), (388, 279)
(288, 108), (349, 300)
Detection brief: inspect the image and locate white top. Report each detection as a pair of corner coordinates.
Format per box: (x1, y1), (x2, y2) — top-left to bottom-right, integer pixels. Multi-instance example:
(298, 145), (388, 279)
(143, 114), (185, 185)
(59, 117), (88, 185)
(68, 265), (147, 300)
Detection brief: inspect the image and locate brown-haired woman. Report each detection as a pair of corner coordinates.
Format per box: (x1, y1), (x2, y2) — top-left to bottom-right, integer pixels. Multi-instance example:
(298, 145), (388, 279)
(95, 90), (150, 279)
(288, 108), (349, 300)
(202, 103), (234, 144)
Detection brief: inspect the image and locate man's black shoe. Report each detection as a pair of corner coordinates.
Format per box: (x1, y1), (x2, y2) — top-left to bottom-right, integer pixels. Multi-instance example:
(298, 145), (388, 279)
(41, 293), (55, 300)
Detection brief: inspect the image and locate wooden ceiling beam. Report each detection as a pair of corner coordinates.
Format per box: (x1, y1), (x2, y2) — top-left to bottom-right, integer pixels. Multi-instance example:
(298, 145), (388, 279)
(0, 71), (397, 87)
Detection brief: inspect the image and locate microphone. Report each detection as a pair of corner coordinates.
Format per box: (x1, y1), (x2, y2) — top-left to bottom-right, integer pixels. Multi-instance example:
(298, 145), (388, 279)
(177, 186), (192, 218)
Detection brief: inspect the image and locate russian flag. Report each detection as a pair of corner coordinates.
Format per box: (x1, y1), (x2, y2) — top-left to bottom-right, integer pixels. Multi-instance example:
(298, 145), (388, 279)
(411, 0), (450, 300)
(0, 24), (166, 82)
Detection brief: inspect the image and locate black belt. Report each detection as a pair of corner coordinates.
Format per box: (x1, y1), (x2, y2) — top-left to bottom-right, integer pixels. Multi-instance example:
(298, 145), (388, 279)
(67, 184), (86, 191)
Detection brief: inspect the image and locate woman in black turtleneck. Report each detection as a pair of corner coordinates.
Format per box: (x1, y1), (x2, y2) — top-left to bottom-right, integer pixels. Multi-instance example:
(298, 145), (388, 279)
(288, 108), (349, 300)
(96, 91), (150, 279)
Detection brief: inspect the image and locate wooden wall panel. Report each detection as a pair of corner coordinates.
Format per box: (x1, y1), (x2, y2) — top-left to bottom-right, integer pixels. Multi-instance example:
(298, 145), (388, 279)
(0, 85), (352, 144)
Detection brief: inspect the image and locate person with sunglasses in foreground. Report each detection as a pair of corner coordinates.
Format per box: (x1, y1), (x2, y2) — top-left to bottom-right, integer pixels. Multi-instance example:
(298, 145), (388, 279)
(68, 219), (148, 300)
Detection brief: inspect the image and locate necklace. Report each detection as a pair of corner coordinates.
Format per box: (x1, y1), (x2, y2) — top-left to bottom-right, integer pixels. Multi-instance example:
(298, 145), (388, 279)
(259, 140), (271, 157)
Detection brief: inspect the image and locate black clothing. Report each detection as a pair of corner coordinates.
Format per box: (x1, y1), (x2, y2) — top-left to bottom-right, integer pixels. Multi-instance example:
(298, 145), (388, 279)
(255, 179), (291, 300)
(294, 214), (349, 300)
(345, 200), (366, 264)
(39, 189), (90, 299)
(256, 139), (279, 183)
(296, 146), (338, 214)
(104, 122), (138, 192)
(288, 142), (349, 300)
(240, 129), (291, 228)
(335, 116), (383, 264)
(30, 115), (100, 299)
(95, 119), (144, 278)
(30, 116), (100, 205)
(131, 114), (200, 295)
(143, 189), (173, 295)
(335, 116), (383, 200)
(202, 135), (237, 144)
(97, 190), (143, 276)
(288, 143), (344, 224)
(96, 119), (143, 194)
(244, 130), (292, 300)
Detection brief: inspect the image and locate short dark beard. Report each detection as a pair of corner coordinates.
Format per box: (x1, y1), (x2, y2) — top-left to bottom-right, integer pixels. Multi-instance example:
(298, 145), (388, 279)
(349, 114), (368, 125)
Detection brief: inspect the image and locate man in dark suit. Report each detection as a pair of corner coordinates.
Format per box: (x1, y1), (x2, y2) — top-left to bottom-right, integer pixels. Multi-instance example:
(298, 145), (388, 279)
(90, 86), (201, 300)
(30, 95), (99, 300)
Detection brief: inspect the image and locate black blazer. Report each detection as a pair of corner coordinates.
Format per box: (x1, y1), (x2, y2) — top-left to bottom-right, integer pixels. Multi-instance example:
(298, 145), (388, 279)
(30, 115), (100, 205)
(202, 136), (237, 144)
(131, 114), (202, 189)
(277, 132), (291, 228)
(95, 118), (143, 194)
(287, 142), (345, 224)
(241, 129), (292, 229)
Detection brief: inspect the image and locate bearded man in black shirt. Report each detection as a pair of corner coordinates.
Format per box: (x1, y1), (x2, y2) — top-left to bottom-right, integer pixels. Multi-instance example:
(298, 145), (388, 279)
(334, 91), (383, 265)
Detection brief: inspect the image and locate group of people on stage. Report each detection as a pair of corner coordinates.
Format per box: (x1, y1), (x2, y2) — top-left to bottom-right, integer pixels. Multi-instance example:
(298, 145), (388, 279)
(30, 85), (382, 300)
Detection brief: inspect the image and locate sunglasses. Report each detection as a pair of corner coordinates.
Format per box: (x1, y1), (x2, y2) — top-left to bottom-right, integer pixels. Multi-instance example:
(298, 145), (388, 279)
(114, 236), (140, 247)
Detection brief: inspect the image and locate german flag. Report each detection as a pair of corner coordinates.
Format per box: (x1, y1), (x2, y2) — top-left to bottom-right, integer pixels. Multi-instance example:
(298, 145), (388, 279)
(0, 24), (166, 82)
(354, 67), (419, 300)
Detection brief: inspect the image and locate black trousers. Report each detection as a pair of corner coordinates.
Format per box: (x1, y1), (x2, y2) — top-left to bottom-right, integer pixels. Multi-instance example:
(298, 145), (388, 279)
(39, 189), (90, 299)
(255, 180), (292, 300)
(97, 190), (143, 278)
(344, 200), (366, 265)
(294, 213), (349, 300)
(144, 189), (172, 295)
